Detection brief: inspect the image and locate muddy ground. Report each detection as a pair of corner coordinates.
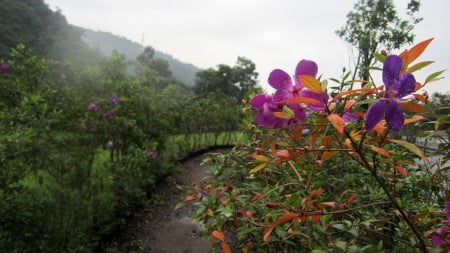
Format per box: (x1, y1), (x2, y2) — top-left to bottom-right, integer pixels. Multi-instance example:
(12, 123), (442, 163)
(118, 151), (225, 253)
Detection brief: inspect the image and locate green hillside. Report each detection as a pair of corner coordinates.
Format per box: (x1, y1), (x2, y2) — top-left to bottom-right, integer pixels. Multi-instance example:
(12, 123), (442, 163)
(81, 29), (200, 86)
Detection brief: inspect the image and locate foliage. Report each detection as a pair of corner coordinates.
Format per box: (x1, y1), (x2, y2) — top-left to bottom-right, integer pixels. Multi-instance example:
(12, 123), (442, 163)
(336, 0), (422, 82)
(0, 44), (241, 252)
(186, 39), (449, 252)
(194, 56), (261, 103)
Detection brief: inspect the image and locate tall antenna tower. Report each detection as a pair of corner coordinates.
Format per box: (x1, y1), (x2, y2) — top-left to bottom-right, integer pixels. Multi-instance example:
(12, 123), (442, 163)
(141, 32), (145, 47)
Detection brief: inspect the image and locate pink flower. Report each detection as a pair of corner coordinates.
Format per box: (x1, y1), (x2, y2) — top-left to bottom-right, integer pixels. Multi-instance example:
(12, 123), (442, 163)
(88, 103), (100, 111)
(103, 110), (114, 120)
(0, 63), (9, 73)
(146, 150), (158, 157)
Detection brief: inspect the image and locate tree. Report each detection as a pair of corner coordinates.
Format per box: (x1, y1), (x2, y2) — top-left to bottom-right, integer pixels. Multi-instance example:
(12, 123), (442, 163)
(194, 56), (260, 102)
(336, 0), (422, 83)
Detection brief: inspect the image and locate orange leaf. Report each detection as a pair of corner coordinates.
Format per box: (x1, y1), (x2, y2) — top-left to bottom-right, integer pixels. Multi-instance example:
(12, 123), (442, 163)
(404, 115), (426, 125)
(184, 194), (197, 202)
(299, 75), (323, 93)
(321, 151), (339, 162)
(334, 88), (375, 99)
(212, 230), (226, 242)
(281, 97), (322, 105)
(270, 141), (277, 157)
(307, 188), (325, 199)
(347, 193), (357, 205)
(321, 136), (333, 148)
(371, 145), (390, 157)
(400, 101), (425, 113)
(273, 111), (294, 119)
(221, 242), (231, 253)
(395, 166), (408, 177)
(400, 38), (433, 71)
(263, 212), (299, 241)
(327, 114), (345, 134)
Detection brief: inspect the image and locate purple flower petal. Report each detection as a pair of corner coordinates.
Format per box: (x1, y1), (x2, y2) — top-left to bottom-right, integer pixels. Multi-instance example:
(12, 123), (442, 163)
(103, 110), (114, 120)
(385, 101), (404, 131)
(110, 96), (118, 106)
(88, 103), (100, 111)
(432, 234), (445, 246)
(365, 100), (386, 131)
(446, 201), (450, 221)
(268, 69), (292, 90)
(300, 89), (329, 112)
(383, 55), (403, 91)
(295, 60), (318, 87)
(343, 112), (359, 123)
(250, 94), (269, 110)
(397, 73), (416, 98)
(273, 89), (292, 102)
(288, 103), (306, 122)
(0, 63), (9, 73)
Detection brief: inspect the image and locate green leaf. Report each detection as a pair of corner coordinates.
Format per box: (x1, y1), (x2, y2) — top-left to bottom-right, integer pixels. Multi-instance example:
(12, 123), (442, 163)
(373, 52), (386, 63)
(389, 139), (428, 162)
(407, 60), (434, 73)
(425, 69), (446, 84)
(285, 193), (301, 208)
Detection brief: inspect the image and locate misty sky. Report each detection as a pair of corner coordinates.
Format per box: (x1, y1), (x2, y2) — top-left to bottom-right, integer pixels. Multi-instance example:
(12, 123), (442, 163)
(44, 0), (449, 94)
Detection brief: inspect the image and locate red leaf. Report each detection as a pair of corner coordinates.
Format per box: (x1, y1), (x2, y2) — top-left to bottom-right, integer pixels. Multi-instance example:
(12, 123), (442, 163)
(400, 38), (433, 71)
(221, 242), (231, 253)
(212, 230), (226, 242)
(395, 166), (408, 177)
(281, 97), (322, 105)
(184, 194), (197, 202)
(371, 145), (390, 157)
(263, 212), (299, 241)
(327, 114), (345, 134)
(312, 215), (321, 224)
(347, 194), (357, 205)
(400, 101), (425, 113)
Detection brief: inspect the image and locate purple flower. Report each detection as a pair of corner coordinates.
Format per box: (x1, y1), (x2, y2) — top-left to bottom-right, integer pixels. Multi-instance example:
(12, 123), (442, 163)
(88, 103), (100, 111)
(364, 55), (416, 131)
(300, 89), (330, 113)
(270, 60), (318, 102)
(146, 150), (158, 157)
(432, 225), (450, 247)
(446, 201), (450, 221)
(0, 63), (9, 73)
(103, 110), (114, 120)
(86, 122), (96, 130)
(250, 93), (287, 128)
(250, 60), (317, 128)
(110, 96), (118, 106)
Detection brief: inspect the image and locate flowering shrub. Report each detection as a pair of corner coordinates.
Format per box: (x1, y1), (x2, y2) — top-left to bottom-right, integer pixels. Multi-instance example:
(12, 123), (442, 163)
(186, 38), (448, 252)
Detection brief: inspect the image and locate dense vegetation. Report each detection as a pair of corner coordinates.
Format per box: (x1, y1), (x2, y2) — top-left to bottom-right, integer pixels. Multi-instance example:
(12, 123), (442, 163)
(1, 0), (449, 252)
(0, 1), (261, 252)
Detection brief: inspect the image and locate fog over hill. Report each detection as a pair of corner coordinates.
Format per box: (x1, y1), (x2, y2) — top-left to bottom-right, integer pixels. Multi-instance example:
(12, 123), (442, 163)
(81, 28), (200, 86)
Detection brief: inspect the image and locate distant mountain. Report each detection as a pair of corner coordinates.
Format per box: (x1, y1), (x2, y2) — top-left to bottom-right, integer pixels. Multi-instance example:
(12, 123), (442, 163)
(81, 29), (200, 86)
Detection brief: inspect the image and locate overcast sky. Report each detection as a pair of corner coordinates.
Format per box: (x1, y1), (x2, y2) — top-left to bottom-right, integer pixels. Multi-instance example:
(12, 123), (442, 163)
(44, 0), (449, 94)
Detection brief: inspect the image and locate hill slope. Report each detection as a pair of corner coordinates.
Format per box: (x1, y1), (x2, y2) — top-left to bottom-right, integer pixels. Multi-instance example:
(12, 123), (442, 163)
(81, 29), (200, 86)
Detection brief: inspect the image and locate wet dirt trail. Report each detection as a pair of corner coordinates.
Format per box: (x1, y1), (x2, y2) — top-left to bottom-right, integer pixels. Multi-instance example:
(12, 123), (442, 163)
(119, 151), (221, 253)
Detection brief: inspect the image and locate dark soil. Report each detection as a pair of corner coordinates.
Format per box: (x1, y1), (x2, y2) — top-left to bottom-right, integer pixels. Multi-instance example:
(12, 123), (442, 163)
(118, 151), (225, 253)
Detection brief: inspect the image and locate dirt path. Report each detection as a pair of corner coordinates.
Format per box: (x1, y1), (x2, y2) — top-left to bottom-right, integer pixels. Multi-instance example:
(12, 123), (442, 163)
(118, 151), (222, 253)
